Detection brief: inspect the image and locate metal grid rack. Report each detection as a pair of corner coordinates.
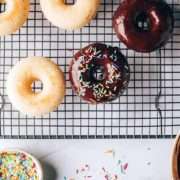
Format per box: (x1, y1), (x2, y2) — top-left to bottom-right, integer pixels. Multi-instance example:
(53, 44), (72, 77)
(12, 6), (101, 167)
(0, 0), (179, 139)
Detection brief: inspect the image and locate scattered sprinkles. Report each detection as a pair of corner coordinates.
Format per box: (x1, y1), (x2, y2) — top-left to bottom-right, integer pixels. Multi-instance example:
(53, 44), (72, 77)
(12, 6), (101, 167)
(64, 149), (129, 180)
(101, 166), (119, 180)
(0, 151), (39, 180)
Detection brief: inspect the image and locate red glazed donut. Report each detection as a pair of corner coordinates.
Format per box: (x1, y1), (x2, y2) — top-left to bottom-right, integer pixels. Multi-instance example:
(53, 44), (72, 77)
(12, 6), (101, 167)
(69, 43), (130, 104)
(113, 0), (174, 52)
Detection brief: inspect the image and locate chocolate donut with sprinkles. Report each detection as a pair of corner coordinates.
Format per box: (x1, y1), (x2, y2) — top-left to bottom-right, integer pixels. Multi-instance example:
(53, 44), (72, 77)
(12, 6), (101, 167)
(69, 43), (130, 104)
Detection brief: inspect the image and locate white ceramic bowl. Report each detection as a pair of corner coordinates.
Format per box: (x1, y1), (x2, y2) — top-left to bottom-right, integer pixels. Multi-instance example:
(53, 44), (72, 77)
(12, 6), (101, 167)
(0, 149), (43, 180)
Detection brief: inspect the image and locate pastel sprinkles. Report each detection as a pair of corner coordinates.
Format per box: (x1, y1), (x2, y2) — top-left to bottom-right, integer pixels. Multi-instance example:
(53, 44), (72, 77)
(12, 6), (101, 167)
(0, 151), (39, 180)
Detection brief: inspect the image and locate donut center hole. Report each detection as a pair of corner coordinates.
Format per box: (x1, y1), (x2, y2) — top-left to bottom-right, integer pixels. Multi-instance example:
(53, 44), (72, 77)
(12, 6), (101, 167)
(31, 80), (43, 93)
(0, 2), (7, 13)
(91, 65), (106, 82)
(65, 0), (76, 5)
(135, 12), (151, 32)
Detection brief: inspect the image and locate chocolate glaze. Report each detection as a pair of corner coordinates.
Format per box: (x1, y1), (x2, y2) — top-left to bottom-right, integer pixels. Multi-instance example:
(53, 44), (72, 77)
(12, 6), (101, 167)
(69, 43), (130, 104)
(178, 152), (180, 177)
(113, 0), (174, 52)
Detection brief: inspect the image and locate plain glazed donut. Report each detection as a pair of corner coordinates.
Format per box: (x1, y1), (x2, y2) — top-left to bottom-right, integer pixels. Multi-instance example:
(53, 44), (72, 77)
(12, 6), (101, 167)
(69, 43), (130, 104)
(0, 0), (29, 36)
(113, 0), (174, 52)
(40, 0), (100, 30)
(6, 57), (65, 116)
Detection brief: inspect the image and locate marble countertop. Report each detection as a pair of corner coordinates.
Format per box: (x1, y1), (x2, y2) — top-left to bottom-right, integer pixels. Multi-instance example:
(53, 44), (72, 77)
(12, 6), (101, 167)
(0, 139), (174, 180)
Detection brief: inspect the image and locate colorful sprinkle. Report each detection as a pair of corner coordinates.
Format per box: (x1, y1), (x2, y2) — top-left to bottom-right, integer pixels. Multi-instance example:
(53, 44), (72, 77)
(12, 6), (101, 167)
(104, 149), (115, 158)
(117, 160), (121, 165)
(123, 163), (128, 170)
(0, 151), (39, 180)
(64, 149), (129, 180)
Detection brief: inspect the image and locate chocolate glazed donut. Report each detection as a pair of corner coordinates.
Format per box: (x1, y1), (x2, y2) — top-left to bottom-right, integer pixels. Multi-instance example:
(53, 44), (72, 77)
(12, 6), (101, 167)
(69, 43), (130, 104)
(113, 0), (174, 52)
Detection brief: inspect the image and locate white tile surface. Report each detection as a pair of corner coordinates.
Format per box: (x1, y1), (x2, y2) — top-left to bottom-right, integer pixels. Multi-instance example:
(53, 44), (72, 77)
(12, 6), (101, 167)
(0, 139), (174, 180)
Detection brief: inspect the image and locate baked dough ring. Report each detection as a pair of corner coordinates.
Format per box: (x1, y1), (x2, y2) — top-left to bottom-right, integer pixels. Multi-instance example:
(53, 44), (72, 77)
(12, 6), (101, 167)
(0, 0), (29, 36)
(6, 57), (65, 116)
(40, 0), (100, 30)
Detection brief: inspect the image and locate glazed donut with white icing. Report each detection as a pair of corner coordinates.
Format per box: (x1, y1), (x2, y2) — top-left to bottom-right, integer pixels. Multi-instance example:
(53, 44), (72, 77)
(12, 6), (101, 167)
(6, 57), (65, 116)
(0, 0), (29, 36)
(40, 0), (100, 30)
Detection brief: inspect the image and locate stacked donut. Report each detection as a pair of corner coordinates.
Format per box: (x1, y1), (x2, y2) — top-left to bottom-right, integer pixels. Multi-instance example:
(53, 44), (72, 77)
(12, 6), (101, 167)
(1, 0), (174, 116)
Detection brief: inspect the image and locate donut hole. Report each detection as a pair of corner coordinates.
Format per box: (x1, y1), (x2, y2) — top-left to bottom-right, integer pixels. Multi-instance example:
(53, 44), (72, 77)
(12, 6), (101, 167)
(31, 80), (43, 93)
(0, 1), (7, 14)
(65, 0), (76, 5)
(91, 65), (106, 82)
(134, 12), (151, 32)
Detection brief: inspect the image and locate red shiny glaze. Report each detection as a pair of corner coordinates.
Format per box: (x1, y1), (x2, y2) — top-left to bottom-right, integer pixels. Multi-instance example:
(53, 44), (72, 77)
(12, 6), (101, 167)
(69, 43), (130, 104)
(113, 0), (174, 52)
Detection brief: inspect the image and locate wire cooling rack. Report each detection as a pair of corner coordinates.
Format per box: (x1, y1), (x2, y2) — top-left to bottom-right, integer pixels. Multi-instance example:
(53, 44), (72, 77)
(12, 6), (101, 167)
(0, 0), (179, 139)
